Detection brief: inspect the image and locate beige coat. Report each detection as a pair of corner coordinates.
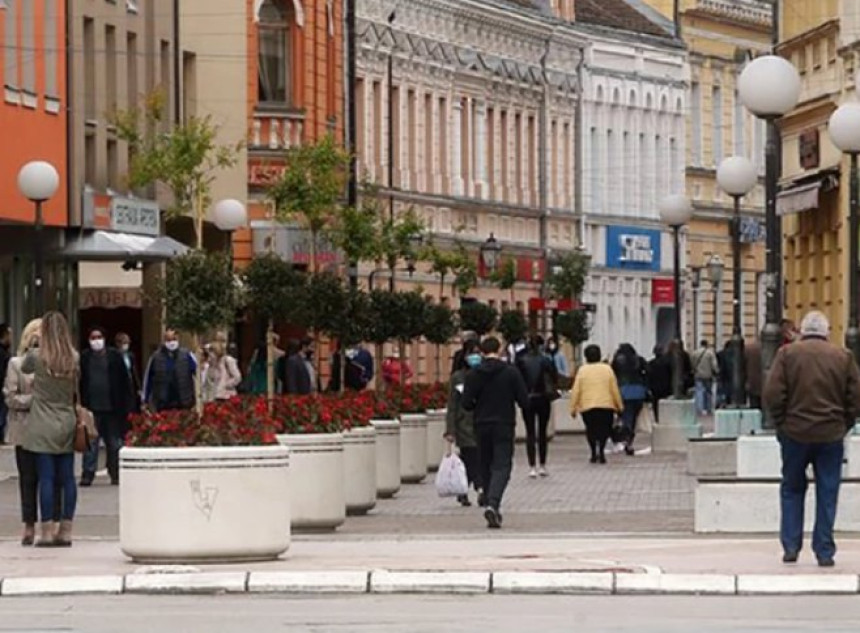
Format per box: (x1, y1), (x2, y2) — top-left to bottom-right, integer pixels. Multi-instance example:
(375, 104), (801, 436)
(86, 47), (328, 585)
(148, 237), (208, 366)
(21, 351), (77, 455)
(203, 355), (242, 402)
(570, 362), (623, 415)
(2, 356), (34, 447)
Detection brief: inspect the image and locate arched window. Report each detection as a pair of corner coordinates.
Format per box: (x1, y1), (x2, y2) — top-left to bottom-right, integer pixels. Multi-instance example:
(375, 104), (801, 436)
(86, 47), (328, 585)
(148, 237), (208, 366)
(258, 0), (293, 104)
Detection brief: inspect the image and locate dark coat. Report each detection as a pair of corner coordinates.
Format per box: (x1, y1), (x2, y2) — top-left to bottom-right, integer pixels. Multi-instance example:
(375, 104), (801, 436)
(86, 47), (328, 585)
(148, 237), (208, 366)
(462, 358), (529, 430)
(446, 369), (476, 447)
(79, 348), (133, 418)
(647, 353), (672, 400)
(516, 352), (557, 397)
(279, 353), (311, 395)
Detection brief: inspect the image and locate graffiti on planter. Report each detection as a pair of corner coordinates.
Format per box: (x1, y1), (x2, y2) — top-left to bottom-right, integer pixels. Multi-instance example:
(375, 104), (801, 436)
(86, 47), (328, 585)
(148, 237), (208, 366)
(190, 479), (219, 521)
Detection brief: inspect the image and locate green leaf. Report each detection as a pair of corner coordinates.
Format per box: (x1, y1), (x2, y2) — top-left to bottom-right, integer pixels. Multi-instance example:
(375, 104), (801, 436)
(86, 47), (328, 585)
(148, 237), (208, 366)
(162, 251), (241, 335)
(458, 301), (498, 336)
(554, 310), (590, 346)
(423, 302), (457, 345)
(548, 251), (591, 300)
(497, 310), (529, 344)
(241, 254), (306, 322)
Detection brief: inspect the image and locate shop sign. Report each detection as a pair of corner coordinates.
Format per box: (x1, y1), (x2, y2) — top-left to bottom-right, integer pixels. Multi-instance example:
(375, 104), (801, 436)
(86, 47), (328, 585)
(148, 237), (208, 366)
(83, 191), (160, 236)
(739, 217), (765, 243)
(605, 226), (661, 272)
(651, 278), (675, 305)
(251, 221), (340, 266)
(80, 287), (143, 310)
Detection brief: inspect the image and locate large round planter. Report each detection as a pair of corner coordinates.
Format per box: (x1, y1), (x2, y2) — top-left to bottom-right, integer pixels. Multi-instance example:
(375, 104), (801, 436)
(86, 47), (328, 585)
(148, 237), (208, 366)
(276, 433), (344, 531)
(371, 419), (401, 498)
(119, 445), (290, 563)
(425, 409), (448, 472)
(343, 426), (377, 515)
(399, 413), (428, 483)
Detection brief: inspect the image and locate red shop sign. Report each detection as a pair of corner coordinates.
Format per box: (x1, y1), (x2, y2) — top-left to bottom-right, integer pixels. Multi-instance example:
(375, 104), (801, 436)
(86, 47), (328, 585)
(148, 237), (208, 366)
(651, 278), (675, 305)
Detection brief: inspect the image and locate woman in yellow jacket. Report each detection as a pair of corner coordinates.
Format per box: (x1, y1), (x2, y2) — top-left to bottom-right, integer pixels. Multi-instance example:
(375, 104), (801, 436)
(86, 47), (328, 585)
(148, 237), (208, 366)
(570, 344), (623, 464)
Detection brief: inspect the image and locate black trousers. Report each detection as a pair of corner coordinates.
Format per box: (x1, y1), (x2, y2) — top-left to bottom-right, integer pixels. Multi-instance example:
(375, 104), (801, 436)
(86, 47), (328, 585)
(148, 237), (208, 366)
(477, 425), (514, 512)
(15, 446), (60, 524)
(582, 409), (615, 458)
(524, 395), (552, 467)
(459, 445), (482, 491)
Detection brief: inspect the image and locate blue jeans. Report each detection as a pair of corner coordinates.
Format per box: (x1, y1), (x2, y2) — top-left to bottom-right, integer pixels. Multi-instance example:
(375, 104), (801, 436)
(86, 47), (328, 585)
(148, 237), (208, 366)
(620, 399), (644, 445)
(694, 379), (714, 415)
(35, 453), (77, 522)
(82, 413), (126, 482)
(779, 434), (844, 560)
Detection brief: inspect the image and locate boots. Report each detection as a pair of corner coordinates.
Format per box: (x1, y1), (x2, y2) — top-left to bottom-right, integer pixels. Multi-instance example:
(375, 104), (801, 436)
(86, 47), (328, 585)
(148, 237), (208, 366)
(55, 520), (73, 547)
(21, 523), (35, 546)
(34, 522), (58, 547)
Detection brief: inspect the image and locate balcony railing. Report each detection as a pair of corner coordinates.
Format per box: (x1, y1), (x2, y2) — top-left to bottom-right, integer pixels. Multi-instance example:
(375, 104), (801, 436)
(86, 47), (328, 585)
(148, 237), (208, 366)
(250, 109), (305, 152)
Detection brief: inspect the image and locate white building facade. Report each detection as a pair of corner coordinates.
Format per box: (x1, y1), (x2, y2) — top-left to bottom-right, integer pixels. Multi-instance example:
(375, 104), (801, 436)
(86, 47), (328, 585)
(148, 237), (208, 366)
(575, 14), (689, 357)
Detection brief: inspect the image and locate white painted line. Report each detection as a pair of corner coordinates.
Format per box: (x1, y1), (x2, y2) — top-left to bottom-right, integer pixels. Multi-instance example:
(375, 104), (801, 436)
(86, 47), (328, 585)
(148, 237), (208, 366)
(248, 571), (369, 594)
(124, 572), (248, 594)
(615, 573), (736, 595)
(370, 570), (490, 594)
(737, 574), (859, 595)
(492, 572), (613, 594)
(1, 575), (124, 597)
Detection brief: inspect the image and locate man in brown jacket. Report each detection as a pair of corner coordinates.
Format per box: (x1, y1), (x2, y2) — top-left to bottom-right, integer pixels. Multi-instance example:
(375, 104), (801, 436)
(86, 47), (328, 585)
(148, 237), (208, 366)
(763, 311), (860, 567)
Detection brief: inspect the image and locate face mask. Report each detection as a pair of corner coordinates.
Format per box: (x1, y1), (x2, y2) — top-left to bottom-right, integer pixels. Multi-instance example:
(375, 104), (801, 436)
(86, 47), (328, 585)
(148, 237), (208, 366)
(89, 338), (105, 352)
(466, 354), (483, 369)
(165, 341), (180, 352)
(548, 345), (558, 353)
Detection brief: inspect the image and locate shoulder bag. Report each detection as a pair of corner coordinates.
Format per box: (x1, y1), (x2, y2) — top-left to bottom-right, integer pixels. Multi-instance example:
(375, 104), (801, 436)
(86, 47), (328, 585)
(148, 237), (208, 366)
(73, 371), (97, 453)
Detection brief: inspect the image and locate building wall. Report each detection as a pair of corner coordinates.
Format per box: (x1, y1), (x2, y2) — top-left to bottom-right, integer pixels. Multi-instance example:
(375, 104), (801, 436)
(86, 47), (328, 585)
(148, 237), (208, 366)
(0, 0), (67, 226)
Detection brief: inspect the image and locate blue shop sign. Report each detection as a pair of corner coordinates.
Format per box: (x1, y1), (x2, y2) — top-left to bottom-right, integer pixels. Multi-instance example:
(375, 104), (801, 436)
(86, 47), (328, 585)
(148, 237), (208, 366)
(605, 226), (661, 272)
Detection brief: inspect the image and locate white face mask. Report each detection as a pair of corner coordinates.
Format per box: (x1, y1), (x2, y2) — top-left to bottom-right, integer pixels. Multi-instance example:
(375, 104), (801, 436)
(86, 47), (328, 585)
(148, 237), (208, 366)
(89, 338), (105, 352)
(165, 341), (180, 352)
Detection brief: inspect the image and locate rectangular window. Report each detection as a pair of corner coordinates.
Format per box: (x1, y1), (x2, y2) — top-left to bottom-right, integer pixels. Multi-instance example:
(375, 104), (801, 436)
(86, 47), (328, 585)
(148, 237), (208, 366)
(21, 0), (35, 96)
(712, 85), (722, 166)
(733, 89), (745, 155)
(183, 52), (197, 118)
(126, 32), (138, 108)
(105, 26), (117, 111)
(257, 2), (291, 104)
(691, 82), (702, 165)
(4, 0), (18, 89)
(83, 18), (95, 119)
(85, 133), (97, 187)
(44, 0), (58, 97)
(107, 139), (119, 190)
(160, 40), (171, 121)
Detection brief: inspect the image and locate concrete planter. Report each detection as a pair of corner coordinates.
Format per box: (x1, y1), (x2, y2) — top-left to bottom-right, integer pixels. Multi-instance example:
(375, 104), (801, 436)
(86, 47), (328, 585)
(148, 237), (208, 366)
(399, 413), (428, 483)
(425, 409), (448, 471)
(276, 433), (345, 531)
(119, 445), (290, 563)
(371, 418), (401, 498)
(343, 426), (377, 516)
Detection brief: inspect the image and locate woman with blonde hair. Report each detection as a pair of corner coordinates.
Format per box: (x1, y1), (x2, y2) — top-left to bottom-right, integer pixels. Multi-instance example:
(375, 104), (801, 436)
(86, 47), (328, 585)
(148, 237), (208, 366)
(21, 311), (79, 547)
(202, 339), (242, 402)
(3, 318), (50, 544)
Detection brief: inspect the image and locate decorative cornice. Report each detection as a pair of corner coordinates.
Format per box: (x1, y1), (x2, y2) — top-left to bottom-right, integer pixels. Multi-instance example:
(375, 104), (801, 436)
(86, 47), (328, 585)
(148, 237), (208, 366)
(692, 0), (772, 27)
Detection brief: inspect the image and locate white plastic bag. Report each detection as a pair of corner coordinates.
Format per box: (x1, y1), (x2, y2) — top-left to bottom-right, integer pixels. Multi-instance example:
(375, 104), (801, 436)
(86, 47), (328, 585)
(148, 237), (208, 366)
(435, 452), (469, 497)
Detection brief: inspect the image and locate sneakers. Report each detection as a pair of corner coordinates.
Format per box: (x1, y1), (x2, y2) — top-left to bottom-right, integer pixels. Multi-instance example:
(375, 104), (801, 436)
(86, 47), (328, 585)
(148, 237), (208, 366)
(538, 466), (548, 478)
(484, 507), (502, 529)
(528, 468), (537, 479)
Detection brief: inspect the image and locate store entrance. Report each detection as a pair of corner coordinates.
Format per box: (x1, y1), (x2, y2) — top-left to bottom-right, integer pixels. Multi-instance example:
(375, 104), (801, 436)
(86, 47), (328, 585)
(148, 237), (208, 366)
(78, 306), (144, 378)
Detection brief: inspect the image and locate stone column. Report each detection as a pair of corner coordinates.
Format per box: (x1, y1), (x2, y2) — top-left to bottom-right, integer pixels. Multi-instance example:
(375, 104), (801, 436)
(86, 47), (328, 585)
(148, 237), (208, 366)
(452, 98), (463, 197)
(475, 100), (487, 199)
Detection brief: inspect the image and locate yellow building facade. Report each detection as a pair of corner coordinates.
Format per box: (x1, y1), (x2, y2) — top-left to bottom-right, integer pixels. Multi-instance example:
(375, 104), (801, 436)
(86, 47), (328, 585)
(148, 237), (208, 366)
(643, 0), (772, 350)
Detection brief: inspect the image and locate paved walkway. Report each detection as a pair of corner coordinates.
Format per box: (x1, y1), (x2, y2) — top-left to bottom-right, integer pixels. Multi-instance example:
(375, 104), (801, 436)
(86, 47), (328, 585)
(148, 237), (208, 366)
(0, 434), (695, 537)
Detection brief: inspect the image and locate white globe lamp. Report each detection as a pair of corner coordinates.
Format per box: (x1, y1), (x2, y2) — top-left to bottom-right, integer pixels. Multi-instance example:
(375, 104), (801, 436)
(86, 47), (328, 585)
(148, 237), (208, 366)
(658, 194), (693, 227)
(738, 55), (801, 118)
(212, 198), (248, 232)
(828, 103), (860, 154)
(717, 156), (758, 197)
(18, 161), (60, 202)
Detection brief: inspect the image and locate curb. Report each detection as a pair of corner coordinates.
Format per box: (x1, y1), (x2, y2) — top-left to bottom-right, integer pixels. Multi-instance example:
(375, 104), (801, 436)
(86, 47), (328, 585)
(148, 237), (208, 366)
(3, 570), (860, 597)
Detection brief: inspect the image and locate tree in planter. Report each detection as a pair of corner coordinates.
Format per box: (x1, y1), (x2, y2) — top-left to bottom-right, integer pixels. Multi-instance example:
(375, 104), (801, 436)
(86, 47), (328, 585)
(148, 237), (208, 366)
(113, 90), (241, 250)
(548, 250), (591, 300)
(389, 291), (429, 386)
(267, 135), (350, 273)
(458, 301), (498, 338)
(426, 240), (476, 299)
(162, 250), (242, 412)
(491, 259), (518, 305)
(367, 289), (401, 390)
(497, 309), (529, 348)
(554, 310), (591, 350)
(242, 254), (306, 403)
(423, 302), (457, 379)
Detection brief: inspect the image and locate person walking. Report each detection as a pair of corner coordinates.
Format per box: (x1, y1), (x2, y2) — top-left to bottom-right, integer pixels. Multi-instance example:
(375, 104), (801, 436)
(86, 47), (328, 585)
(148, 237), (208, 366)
(3, 319), (53, 545)
(570, 344), (623, 464)
(0, 322), (11, 443)
(143, 329), (197, 412)
(278, 339), (312, 395)
(115, 332), (141, 412)
(646, 345), (672, 423)
(690, 339), (720, 416)
(764, 311), (860, 567)
(611, 343), (649, 456)
(382, 348), (413, 387)
(450, 331), (478, 376)
(745, 339), (763, 410)
(462, 336), (529, 529)
(202, 340), (242, 403)
(545, 336), (572, 390)
(445, 339), (483, 507)
(20, 312), (78, 547)
(516, 336), (558, 478)
(79, 327), (133, 486)
(716, 340), (734, 409)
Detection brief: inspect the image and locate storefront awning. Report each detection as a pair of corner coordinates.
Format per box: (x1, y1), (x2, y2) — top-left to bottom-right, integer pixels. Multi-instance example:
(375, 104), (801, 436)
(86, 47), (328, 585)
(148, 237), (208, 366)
(776, 169), (840, 216)
(56, 231), (190, 262)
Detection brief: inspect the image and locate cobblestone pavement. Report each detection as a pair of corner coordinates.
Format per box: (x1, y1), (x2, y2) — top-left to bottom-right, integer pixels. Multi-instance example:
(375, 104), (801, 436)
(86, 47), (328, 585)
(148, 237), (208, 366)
(0, 434), (695, 538)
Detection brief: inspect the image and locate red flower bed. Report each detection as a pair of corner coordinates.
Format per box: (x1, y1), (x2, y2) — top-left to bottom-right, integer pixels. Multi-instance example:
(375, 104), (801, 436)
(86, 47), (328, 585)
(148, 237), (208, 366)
(418, 382), (449, 411)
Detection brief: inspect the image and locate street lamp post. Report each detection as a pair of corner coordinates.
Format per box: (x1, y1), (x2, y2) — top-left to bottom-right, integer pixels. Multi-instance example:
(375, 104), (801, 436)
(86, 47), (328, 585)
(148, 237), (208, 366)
(659, 194), (693, 399)
(17, 161), (60, 317)
(212, 198), (248, 259)
(828, 102), (860, 367)
(480, 233), (502, 276)
(717, 156), (758, 407)
(738, 55), (801, 425)
(706, 253), (725, 344)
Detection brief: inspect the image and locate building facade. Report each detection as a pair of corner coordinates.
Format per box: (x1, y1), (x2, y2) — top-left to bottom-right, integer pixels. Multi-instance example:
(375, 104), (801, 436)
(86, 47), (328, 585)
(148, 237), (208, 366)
(643, 0), (772, 353)
(574, 0), (688, 356)
(0, 0), (69, 336)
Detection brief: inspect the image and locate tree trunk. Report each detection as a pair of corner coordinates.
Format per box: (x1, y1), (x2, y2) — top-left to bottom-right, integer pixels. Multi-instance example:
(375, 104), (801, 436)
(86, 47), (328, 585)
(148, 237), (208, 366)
(266, 321), (275, 412)
(435, 343), (441, 381)
(194, 189), (205, 250)
(398, 341), (406, 387)
(375, 342), (383, 391)
(192, 333), (203, 415)
(439, 273), (445, 300)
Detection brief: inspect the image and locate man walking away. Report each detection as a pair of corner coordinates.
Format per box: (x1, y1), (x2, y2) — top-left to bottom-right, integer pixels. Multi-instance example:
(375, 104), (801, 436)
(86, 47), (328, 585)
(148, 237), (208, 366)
(646, 345), (672, 423)
(690, 340), (719, 416)
(764, 311), (860, 567)
(80, 328), (133, 486)
(745, 339), (762, 410)
(143, 329), (197, 412)
(278, 339), (312, 395)
(462, 336), (529, 529)
(0, 323), (11, 443)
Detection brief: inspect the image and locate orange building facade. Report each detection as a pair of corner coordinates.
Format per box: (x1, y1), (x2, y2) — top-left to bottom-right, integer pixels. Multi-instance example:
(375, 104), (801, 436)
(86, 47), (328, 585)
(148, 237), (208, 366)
(0, 0), (70, 334)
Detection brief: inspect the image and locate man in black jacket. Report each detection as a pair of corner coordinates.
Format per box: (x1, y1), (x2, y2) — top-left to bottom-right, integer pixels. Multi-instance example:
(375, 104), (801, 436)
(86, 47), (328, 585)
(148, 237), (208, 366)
(278, 339), (312, 395)
(80, 327), (134, 486)
(462, 336), (529, 529)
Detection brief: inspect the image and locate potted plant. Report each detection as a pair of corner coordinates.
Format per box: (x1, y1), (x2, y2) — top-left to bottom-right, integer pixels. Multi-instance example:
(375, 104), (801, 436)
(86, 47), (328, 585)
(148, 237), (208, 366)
(421, 382), (450, 472)
(120, 398), (289, 563)
(336, 392), (378, 516)
(369, 391), (402, 499)
(389, 384), (429, 483)
(273, 395), (345, 531)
